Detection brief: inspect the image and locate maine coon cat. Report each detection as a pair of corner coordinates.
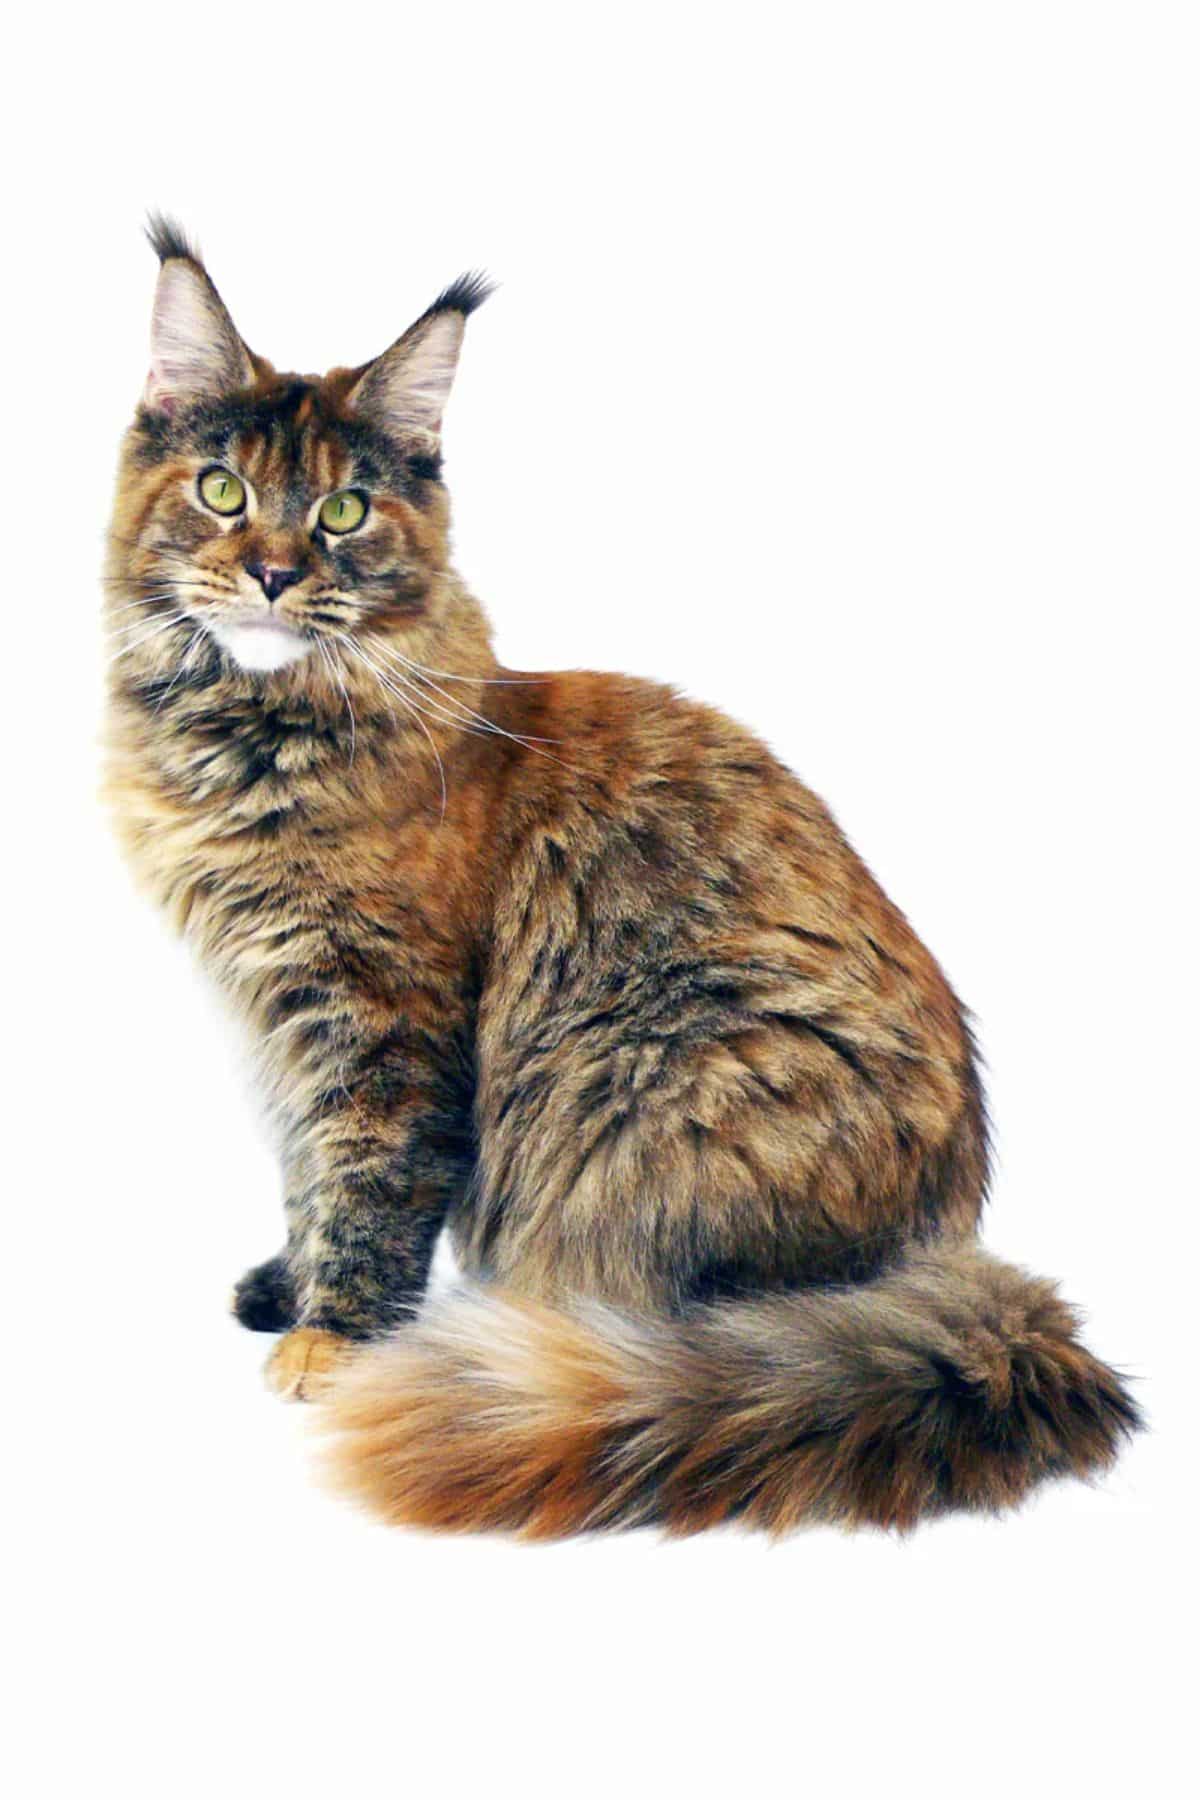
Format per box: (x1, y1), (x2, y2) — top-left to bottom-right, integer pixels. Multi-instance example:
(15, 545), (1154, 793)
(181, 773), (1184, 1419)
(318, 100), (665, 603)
(104, 219), (1138, 1536)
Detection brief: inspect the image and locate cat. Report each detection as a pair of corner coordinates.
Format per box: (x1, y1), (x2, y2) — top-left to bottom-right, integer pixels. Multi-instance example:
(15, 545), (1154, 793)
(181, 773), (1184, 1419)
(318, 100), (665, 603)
(104, 217), (1139, 1537)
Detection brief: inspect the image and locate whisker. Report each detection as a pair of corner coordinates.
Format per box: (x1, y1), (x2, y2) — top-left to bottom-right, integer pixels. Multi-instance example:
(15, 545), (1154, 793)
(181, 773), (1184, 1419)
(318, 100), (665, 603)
(143, 557), (239, 595)
(370, 640), (525, 728)
(371, 639), (571, 768)
(400, 659), (544, 687)
(106, 616), (190, 666)
(366, 648), (503, 737)
(317, 638), (356, 766)
(360, 618), (543, 686)
(343, 639), (448, 817)
(105, 595), (178, 617)
(339, 637), (447, 819)
(151, 630), (207, 713)
(104, 571), (183, 590)
(106, 607), (188, 642)
(373, 665), (536, 750)
(108, 615), (188, 649)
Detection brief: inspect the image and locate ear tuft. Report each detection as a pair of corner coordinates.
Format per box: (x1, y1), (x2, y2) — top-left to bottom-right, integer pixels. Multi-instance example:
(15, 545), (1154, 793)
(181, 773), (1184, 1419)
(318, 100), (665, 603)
(144, 211), (201, 266)
(424, 270), (496, 320)
(141, 217), (253, 414)
(346, 272), (494, 443)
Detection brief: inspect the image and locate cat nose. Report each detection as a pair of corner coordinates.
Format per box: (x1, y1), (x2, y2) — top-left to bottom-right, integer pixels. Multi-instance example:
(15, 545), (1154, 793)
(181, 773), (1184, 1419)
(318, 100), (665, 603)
(246, 563), (302, 602)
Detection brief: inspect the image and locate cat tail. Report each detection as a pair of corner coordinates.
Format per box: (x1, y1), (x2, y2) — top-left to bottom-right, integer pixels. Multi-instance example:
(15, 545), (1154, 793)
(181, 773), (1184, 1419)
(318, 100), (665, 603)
(317, 1240), (1140, 1538)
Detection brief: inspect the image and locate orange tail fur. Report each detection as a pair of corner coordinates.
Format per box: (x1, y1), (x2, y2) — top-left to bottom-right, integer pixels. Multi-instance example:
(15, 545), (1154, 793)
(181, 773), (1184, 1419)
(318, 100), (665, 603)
(318, 1241), (1139, 1539)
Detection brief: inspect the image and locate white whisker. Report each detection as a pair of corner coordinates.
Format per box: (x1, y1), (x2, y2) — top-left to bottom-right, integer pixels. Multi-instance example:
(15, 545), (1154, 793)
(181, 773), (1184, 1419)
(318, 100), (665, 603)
(399, 660), (543, 687)
(367, 647), (499, 736)
(106, 608), (188, 644)
(370, 638), (571, 768)
(106, 596), (177, 616)
(339, 636), (447, 819)
(106, 615), (190, 666)
(317, 638), (356, 765)
(151, 630), (207, 713)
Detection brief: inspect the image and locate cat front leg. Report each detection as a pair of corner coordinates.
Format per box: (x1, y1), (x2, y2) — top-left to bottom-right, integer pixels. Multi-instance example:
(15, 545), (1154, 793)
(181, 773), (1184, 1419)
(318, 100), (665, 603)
(263, 1026), (473, 1400)
(265, 1175), (452, 1400)
(232, 1251), (297, 1332)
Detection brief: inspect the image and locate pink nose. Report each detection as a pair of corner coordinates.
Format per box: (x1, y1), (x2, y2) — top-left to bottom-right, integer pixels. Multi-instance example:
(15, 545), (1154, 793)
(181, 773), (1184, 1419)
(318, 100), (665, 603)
(247, 563), (302, 602)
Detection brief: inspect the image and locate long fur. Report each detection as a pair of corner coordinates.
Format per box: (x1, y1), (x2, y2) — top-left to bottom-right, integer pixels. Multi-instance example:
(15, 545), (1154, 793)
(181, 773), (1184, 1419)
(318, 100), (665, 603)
(320, 1241), (1139, 1537)
(106, 224), (1139, 1536)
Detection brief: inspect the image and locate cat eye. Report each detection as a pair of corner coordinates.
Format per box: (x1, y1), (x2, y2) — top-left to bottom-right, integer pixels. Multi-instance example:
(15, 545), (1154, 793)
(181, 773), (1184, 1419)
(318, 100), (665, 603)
(198, 467), (247, 516)
(318, 489), (368, 535)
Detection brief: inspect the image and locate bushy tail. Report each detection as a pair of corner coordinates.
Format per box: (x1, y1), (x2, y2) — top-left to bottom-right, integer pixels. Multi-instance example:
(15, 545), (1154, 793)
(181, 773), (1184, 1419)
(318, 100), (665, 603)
(318, 1241), (1140, 1538)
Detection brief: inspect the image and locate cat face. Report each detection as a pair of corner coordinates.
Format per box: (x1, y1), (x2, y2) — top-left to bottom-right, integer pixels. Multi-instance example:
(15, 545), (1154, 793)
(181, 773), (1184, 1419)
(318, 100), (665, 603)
(114, 219), (490, 675)
(125, 378), (450, 672)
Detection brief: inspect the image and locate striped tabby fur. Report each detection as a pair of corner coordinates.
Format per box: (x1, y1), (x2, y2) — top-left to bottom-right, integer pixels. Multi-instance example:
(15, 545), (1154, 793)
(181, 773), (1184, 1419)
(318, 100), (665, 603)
(104, 220), (1138, 1536)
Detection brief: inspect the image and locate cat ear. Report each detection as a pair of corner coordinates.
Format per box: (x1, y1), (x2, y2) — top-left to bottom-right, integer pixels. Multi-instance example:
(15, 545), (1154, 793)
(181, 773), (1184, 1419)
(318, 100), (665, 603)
(142, 215), (255, 413)
(346, 272), (494, 442)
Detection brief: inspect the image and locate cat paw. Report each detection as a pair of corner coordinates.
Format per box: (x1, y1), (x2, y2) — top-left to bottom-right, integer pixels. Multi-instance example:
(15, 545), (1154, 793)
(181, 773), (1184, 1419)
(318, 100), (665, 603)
(265, 1327), (359, 1402)
(232, 1254), (297, 1333)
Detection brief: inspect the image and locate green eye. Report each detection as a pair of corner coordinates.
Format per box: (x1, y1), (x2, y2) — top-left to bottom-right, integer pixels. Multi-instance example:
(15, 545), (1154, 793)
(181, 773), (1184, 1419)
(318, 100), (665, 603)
(318, 489), (367, 534)
(199, 467), (246, 516)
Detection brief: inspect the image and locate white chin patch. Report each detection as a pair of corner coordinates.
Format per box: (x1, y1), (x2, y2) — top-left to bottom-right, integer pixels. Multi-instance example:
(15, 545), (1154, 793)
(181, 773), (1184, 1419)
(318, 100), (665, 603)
(210, 621), (312, 673)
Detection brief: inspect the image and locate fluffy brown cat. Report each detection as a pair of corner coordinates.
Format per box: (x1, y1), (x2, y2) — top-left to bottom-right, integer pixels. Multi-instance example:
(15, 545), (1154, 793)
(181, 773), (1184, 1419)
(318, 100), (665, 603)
(104, 218), (1138, 1537)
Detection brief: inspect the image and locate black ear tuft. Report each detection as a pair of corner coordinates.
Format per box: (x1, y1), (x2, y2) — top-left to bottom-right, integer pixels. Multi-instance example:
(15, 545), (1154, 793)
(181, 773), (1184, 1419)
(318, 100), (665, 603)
(145, 212), (201, 266)
(346, 276), (491, 439)
(141, 217), (252, 411)
(422, 271), (496, 322)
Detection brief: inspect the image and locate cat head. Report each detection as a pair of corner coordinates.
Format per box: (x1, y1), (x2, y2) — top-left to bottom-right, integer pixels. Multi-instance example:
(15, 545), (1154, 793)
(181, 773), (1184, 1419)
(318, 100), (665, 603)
(112, 216), (491, 675)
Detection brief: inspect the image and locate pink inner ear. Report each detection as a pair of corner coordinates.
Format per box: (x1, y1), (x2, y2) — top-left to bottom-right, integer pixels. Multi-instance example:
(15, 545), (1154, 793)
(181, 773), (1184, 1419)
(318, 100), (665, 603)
(144, 367), (176, 415)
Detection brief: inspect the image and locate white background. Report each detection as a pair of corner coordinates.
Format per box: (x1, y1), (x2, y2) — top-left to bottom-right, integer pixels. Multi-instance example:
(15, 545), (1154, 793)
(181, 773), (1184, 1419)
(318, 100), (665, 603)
(5, 4), (1194, 1795)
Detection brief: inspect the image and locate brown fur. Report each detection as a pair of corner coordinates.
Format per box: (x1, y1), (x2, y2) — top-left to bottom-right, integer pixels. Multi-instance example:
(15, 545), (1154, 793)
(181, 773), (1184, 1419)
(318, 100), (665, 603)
(105, 223), (1138, 1537)
(320, 1243), (1138, 1536)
